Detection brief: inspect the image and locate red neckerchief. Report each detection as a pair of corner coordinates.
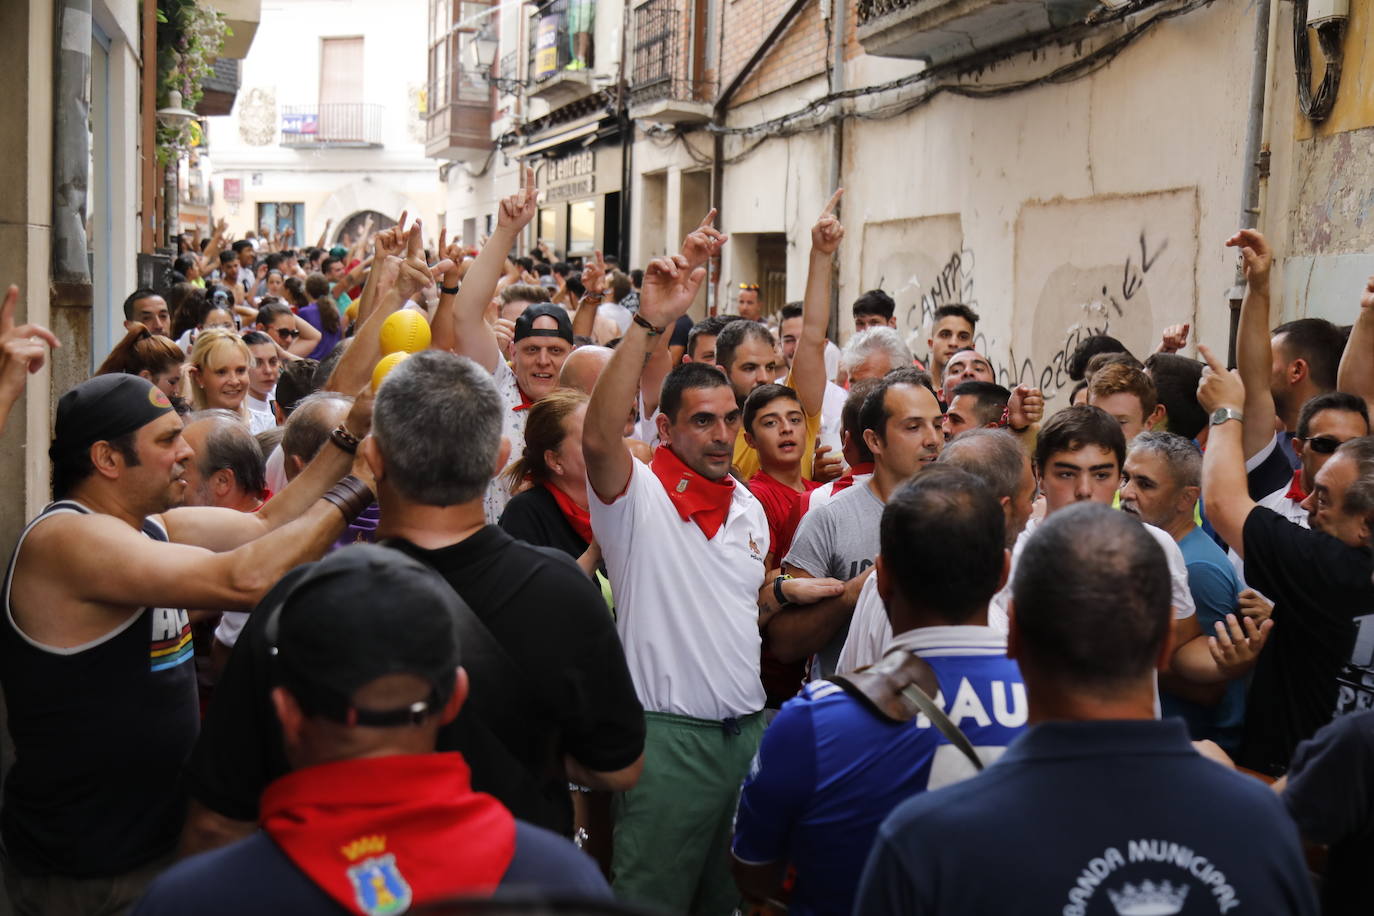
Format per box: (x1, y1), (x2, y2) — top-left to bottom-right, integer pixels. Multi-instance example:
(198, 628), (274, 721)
(1285, 469), (1307, 501)
(830, 462), (875, 494)
(512, 384), (534, 412)
(260, 753), (515, 916)
(650, 446), (735, 540)
(544, 480), (594, 543)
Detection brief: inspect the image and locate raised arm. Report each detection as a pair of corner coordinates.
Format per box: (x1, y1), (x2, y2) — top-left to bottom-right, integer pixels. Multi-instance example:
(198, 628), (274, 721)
(793, 190), (844, 418)
(1197, 343), (1258, 553)
(198, 218), (229, 275)
(1226, 230), (1280, 458)
(1338, 276), (1374, 412)
(585, 251), (712, 502)
(573, 250), (607, 341)
(327, 224), (443, 396)
(50, 479), (365, 613)
(448, 167), (539, 373)
(287, 314), (321, 357)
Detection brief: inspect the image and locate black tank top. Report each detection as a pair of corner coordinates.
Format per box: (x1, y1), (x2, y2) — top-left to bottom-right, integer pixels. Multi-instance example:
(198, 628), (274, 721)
(0, 501), (199, 877)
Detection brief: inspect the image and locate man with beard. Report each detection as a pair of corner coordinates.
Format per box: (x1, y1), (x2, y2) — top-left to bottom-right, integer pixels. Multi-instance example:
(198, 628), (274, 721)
(0, 374), (372, 910)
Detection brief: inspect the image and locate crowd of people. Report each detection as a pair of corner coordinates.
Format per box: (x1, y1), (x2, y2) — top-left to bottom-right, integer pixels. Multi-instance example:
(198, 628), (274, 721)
(1, 170), (1373, 915)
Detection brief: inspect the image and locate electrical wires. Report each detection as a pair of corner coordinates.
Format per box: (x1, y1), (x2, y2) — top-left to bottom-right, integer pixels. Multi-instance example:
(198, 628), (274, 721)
(1293, 0), (1345, 122)
(648, 0), (1217, 148)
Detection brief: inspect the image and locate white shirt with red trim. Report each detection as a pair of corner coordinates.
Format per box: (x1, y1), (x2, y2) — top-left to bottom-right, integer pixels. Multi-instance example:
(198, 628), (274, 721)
(589, 460), (769, 720)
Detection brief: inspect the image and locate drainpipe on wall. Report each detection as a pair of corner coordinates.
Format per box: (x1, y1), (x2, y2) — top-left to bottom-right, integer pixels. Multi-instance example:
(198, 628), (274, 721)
(826, 0), (846, 340)
(1226, 0), (1274, 369)
(52, 0), (94, 388)
(709, 0), (811, 314)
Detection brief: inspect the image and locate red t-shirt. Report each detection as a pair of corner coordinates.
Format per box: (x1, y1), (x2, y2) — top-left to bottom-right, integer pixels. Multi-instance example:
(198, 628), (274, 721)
(748, 471), (821, 565)
(749, 470), (821, 708)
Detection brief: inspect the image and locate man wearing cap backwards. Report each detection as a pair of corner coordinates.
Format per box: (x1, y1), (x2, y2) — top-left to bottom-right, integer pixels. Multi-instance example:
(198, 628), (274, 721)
(434, 168), (575, 522)
(131, 545), (611, 916)
(0, 373), (375, 912)
(584, 224), (843, 913)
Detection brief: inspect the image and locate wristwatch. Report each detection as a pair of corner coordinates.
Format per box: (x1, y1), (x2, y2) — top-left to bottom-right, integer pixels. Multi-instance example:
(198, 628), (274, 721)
(1209, 407), (1244, 427)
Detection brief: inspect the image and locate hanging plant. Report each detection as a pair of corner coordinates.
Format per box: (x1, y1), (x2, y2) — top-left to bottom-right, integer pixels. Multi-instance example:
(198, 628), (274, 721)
(154, 0), (230, 167)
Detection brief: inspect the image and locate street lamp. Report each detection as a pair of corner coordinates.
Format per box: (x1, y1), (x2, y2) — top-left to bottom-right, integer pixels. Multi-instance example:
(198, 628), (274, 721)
(468, 21), (525, 95)
(156, 91), (199, 248)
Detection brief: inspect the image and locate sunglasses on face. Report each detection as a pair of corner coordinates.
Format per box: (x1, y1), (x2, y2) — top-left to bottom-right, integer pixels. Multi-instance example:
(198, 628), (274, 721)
(275, 328), (301, 340)
(1300, 435), (1345, 455)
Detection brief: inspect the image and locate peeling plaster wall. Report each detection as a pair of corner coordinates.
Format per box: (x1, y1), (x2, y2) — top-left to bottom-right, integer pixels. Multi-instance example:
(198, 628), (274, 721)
(825, 0), (1258, 405)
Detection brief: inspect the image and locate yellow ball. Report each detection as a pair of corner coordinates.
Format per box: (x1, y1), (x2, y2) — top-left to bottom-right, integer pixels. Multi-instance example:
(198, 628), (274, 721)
(372, 351), (410, 392)
(379, 309), (432, 355)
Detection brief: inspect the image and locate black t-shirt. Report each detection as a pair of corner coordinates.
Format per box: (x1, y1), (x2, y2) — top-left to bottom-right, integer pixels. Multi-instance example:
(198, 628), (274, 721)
(188, 530), (643, 835)
(669, 314), (693, 349)
(1283, 710), (1374, 915)
(1239, 506), (1374, 775)
(499, 485), (587, 561)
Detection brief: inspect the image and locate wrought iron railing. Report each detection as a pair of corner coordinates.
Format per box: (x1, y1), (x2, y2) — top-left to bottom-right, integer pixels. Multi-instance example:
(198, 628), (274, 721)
(280, 104), (385, 147)
(630, 0), (709, 105)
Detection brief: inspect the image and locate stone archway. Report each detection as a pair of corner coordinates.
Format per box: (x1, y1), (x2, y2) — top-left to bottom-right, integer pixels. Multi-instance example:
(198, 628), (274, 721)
(333, 210), (396, 247)
(313, 179), (420, 245)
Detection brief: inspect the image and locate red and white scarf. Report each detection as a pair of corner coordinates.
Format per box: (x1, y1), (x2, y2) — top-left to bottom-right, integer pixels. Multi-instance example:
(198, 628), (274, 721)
(650, 446), (736, 540)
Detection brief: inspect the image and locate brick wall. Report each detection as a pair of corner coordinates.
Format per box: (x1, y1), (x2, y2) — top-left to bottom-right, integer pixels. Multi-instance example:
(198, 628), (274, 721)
(720, 0), (830, 108)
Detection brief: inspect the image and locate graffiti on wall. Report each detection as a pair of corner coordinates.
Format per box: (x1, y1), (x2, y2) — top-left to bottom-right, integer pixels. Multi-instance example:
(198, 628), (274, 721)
(859, 191), (1197, 403)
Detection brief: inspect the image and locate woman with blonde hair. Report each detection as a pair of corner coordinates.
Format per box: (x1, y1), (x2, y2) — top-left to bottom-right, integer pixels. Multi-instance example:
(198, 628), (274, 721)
(96, 322), (186, 402)
(187, 328), (252, 422)
(498, 389), (602, 577)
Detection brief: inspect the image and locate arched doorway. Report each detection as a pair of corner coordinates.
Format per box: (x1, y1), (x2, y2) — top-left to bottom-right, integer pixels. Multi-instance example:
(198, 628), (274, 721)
(332, 210), (396, 247)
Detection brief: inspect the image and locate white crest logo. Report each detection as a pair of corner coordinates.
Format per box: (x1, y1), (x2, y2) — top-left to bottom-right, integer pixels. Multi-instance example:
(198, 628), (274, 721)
(1107, 879), (1189, 916)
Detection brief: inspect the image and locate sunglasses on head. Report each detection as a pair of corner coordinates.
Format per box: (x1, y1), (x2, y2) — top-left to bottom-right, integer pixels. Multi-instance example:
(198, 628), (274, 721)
(738, 283), (759, 290)
(1300, 435), (1344, 455)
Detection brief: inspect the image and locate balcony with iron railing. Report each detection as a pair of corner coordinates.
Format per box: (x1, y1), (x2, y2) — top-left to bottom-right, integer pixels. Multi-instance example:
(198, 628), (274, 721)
(629, 0), (710, 123)
(527, 0), (597, 106)
(280, 103), (384, 148)
(855, 0), (1098, 64)
(425, 64), (494, 161)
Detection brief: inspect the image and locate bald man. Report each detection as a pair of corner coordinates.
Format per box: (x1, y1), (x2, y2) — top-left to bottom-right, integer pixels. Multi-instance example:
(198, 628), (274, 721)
(559, 346), (614, 394)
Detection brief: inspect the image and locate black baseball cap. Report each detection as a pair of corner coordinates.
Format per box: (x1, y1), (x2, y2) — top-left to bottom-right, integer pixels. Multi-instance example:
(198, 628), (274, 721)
(269, 544), (464, 727)
(50, 374), (175, 463)
(513, 302), (574, 345)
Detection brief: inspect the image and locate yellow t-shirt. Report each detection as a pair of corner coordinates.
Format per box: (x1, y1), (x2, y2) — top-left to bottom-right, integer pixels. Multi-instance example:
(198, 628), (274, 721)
(732, 369), (823, 480)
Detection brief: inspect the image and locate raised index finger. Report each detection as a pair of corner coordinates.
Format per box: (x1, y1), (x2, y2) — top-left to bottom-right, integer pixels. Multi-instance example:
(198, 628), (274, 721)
(525, 165), (537, 199)
(696, 208), (718, 230)
(406, 220), (424, 259)
(820, 188), (844, 217)
(1196, 343), (1226, 374)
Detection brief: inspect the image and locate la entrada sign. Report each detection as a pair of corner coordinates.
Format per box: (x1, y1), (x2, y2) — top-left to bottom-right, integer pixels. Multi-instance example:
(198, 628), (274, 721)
(542, 149), (595, 202)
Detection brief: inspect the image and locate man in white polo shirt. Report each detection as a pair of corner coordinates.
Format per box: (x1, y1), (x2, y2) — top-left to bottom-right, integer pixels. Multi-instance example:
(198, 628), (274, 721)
(584, 227), (841, 913)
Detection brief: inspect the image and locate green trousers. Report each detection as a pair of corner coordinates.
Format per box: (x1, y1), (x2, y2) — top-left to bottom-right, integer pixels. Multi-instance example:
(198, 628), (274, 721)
(612, 709), (765, 915)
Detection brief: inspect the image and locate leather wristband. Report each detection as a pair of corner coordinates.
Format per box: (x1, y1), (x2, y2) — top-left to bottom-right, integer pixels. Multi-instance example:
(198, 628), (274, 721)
(320, 475), (374, 522)
(330, 424), (360, 454)
(633, 312), (665, 336)
(773, 574), (794, 609)
(440, 283), (460, 296)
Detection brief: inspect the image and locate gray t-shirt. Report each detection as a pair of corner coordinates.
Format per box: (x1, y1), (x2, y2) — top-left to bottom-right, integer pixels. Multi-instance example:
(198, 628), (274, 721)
(782, 481), (884, 677)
